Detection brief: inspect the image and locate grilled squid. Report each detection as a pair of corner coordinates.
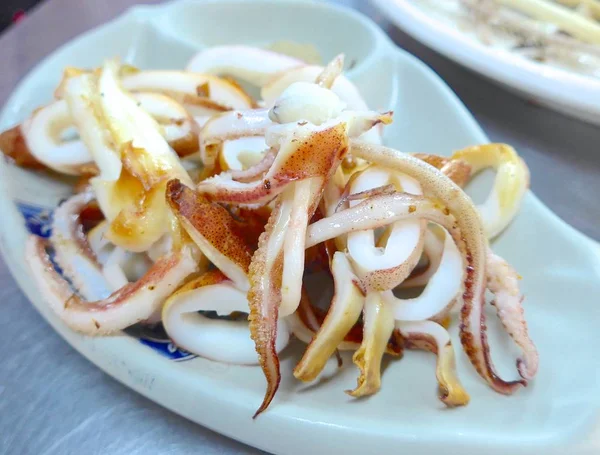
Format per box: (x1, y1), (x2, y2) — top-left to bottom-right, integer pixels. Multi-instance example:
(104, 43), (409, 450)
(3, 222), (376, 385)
(350, 141), (529, 394)
(486, 250), (539, 380)
(64, 60), (194, 252)
(347, 292), (396, 397)
(235, 61), (392, 416)
(0, 93), (206, 175)
(50, 192), (112, 300)
(27, 235), (198, 334)
(166, 179), (252, 291)
(14, 45), (538, 419)
(451, 144), (529, 239)
(163, 180), (293, 363)
(305, 191), (471, 403)
(382, 228), (463, 322)
(397, 320), (470, 406)
(196, 110), (391, 206)
(346, 165), (426, 291)
(200, 109), (273, 168)
(9, 100), (94, 175)
(122, 70), (255, 116)
(293, 252), (365, 381)
(186, 45), (304, 87)
(162, 270), (290, 364)
(261, 63), (382, 145)
(50, 193), (154, 304)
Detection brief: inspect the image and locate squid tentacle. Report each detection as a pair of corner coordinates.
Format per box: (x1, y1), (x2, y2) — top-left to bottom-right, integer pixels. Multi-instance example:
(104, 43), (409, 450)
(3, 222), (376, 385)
(294, 251), (365, 381)
(350, 140), (528, 394)
(398, 320), (470, 407)
(487, 250), (539, 381)
(346, 292), (395, 397)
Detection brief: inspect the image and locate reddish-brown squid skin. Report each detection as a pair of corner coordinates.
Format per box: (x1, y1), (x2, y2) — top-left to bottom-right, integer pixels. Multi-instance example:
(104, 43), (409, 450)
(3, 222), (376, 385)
(486, 250), (539, 381)
(166, 179), (252, 274)
(26, 235), (198, 335)
(247, 124), (349, 417)
(459, 254), (526, 393)
(247, 202), (285, 418)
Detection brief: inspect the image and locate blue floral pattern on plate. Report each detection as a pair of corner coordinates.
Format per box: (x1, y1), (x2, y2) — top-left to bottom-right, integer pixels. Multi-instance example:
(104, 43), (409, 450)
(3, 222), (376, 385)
(16, 201), (53, 238)
(15, 200), (196, 361)
(140, 338), (196, 361)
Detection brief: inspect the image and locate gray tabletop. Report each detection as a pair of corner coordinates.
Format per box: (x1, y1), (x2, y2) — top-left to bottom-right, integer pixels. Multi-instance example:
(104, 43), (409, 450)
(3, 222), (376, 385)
(0, 1), (598, 454)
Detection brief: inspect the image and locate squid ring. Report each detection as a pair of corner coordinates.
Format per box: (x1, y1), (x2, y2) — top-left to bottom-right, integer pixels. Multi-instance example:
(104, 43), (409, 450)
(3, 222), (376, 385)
(346, 165), (426, 291)
(451, 144), (529, 239)
(21, 100), (95, 175)
(8, 93), (200, 175)
(163, 271), (290, 365)
(50, 192), (112, 300)
(400, 227), (445, 289)
(26, 235), (198, 335)
(219, 136), (268, 172)
(382, 228), (463, 322)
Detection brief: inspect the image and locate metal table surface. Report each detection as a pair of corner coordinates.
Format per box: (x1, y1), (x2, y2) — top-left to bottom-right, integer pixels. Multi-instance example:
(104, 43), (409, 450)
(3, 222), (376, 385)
(0, 0), (598, 454)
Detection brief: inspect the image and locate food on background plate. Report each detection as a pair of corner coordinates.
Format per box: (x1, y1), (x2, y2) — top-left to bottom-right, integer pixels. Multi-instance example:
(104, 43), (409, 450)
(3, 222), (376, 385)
(416, 0), (600, 79)
(0, 44), (539, 417)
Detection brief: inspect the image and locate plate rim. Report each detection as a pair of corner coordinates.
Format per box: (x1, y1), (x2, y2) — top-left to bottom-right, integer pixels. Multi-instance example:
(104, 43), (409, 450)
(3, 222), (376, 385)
(1, 1), (600, 454)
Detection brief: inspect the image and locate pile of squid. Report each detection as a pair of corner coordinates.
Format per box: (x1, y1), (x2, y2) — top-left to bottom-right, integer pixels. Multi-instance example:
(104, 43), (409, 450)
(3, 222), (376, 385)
(0, 45), (539, 417)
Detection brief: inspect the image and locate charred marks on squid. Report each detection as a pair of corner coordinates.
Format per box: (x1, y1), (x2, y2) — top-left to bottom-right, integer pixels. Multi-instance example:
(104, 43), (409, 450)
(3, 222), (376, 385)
(169, 128), (200, 159)
(387, 330), (404, 357)
(413, 153), (472, 188)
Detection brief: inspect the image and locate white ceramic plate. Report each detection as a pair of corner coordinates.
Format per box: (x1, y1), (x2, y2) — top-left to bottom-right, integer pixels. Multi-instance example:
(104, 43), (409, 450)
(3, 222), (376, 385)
(1, 1), (600, 454)
(370, 0), (600, 126)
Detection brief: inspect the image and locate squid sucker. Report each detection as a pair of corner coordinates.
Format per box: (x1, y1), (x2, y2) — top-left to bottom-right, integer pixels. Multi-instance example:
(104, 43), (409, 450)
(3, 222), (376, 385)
(5, 45), (538, 418)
